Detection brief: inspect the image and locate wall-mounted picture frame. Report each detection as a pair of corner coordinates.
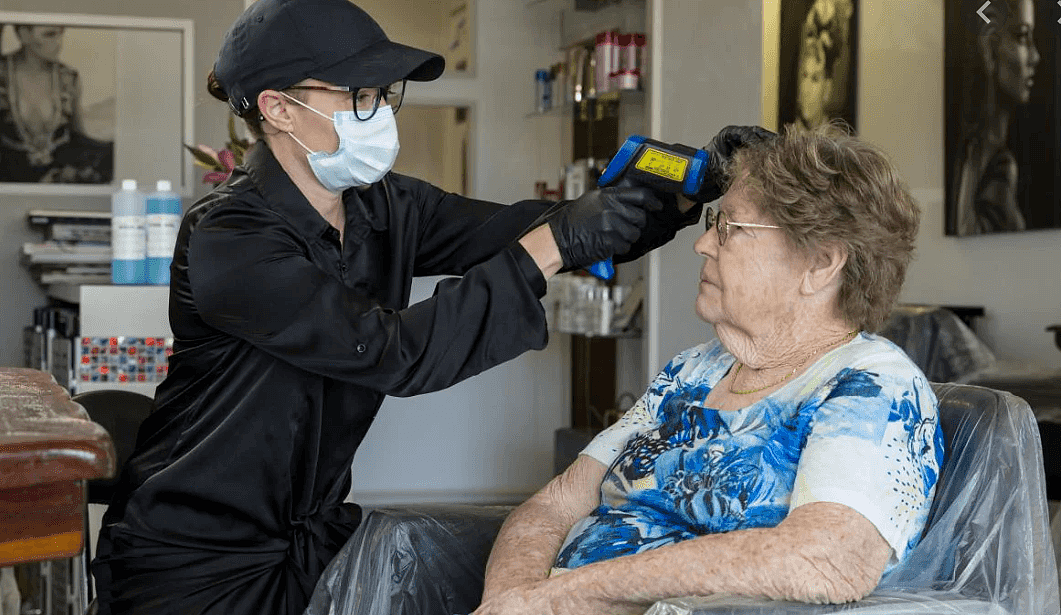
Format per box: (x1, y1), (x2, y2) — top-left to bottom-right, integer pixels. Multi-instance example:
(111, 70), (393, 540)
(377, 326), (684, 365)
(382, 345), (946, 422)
(776, 0), (858, 133)
(0, 11), (194, 197)
(944, 0), (1060, 237)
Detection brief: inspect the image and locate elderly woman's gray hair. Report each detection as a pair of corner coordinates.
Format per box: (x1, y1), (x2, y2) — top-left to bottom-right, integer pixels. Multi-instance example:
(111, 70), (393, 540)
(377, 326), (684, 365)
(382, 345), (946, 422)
(726, 123), (920, 332)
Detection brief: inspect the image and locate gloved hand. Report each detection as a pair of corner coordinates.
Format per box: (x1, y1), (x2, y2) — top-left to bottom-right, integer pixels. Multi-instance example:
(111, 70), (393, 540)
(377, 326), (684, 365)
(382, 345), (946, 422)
(607, 176), (701, 265)
(696, 125), (778, 203)
(547, 186), (663, 270)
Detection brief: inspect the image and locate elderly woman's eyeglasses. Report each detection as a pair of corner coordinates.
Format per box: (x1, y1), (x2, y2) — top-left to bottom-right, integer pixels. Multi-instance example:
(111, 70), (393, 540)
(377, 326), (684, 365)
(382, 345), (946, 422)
(285, 79), (406, 120)
(704, 207), (782, 246)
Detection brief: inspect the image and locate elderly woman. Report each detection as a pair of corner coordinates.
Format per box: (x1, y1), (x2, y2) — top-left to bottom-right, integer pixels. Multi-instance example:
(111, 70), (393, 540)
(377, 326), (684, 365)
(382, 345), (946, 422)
(474, 125), (943, 615)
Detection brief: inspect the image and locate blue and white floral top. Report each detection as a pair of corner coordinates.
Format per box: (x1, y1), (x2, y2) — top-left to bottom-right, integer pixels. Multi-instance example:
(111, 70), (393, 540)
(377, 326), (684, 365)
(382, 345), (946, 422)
(553, 333), (944, 575)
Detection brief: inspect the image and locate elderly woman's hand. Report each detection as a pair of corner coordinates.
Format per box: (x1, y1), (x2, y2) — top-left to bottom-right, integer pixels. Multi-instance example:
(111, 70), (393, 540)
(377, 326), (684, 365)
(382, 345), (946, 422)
(473, 578), (643, 615)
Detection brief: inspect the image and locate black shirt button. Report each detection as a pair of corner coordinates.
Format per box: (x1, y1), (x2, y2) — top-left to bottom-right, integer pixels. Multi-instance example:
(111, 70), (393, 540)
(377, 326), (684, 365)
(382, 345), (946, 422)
(356, 343), (367, 353)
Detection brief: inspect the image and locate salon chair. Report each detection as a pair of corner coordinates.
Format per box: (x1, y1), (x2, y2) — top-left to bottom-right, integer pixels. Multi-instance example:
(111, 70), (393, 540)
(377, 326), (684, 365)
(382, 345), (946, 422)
(878, 305), (996, 383)
(69, 389), (155, 615)
(304, 383), (1059, 615)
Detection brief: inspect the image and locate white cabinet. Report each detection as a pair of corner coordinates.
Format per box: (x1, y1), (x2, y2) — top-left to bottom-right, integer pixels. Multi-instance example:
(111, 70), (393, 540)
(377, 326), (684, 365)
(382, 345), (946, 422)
(76, 285), (171, 397)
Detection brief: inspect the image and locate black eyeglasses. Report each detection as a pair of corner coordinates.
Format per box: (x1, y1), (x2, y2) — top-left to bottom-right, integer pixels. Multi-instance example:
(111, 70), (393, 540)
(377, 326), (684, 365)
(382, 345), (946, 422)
(704, 206), (782, 246)
(285, 79), (406, 120)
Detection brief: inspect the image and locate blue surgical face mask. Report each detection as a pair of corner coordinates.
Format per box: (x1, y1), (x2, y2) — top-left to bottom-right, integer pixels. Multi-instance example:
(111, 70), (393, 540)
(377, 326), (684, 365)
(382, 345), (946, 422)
(282, 92), (400, 192)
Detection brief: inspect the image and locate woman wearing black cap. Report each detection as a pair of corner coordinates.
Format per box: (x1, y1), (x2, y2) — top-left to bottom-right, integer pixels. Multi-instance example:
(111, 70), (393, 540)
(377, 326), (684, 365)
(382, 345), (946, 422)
(88, 1), (760, 613)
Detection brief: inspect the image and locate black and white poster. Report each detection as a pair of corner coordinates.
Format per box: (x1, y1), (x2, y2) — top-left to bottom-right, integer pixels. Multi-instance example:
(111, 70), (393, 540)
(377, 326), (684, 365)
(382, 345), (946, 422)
(777, 0), (858, 132)
(0, 11), (193, 197)
(945, 0), (1060, 236)
(0, 21), (116, 185)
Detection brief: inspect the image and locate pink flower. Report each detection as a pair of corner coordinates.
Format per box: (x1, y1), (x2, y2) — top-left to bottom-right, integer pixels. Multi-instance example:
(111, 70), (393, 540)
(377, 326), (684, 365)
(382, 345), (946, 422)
(201, 149), (239, 184)
(218, 149), (236, 172)
(185, 117), (251, 186)
(186, 145), (241, 185)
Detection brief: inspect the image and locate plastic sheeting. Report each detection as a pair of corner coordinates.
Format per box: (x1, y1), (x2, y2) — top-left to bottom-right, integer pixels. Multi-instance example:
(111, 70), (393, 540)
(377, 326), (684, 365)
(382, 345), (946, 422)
(303, 504), (512, 615)
(644, 593), (1009, 614)
(879, 305), (997, 383)
(305, 384), (1059, 615)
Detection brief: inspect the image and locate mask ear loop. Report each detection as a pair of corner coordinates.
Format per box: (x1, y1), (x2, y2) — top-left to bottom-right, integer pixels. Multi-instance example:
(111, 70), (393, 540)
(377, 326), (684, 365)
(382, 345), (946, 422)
(287, 131), (315, 155)
(279, 91), (335, 155)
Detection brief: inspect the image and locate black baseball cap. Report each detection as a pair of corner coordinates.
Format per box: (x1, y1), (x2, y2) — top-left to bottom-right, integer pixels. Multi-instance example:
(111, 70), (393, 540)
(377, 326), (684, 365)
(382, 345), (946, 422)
(214, 0), (445, 114)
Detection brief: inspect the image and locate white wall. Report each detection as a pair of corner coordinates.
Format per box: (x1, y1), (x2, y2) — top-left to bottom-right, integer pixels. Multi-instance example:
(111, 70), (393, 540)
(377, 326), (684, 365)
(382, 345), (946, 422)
(393, 105), (454, 192)
(859, 1), (1061, 368)
(760, 0), (1061, 369)
(356, 0), (451, 57)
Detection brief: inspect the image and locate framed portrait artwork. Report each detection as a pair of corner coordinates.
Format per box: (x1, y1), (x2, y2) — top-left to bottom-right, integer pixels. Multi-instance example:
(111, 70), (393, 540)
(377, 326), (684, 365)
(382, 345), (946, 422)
(944, 0), (1060, 236)
(776, 0), (859, 132)
(0, 12), (194, 196)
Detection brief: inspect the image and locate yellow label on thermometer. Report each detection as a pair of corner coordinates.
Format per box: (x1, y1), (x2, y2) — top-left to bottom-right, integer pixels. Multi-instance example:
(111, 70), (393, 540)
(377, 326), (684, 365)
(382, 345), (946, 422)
(634, 147), (689, 182)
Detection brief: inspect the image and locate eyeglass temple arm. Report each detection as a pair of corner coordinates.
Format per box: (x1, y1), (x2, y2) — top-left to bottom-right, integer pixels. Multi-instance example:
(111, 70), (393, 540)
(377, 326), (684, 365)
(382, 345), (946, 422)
(729, 222), (782, 229)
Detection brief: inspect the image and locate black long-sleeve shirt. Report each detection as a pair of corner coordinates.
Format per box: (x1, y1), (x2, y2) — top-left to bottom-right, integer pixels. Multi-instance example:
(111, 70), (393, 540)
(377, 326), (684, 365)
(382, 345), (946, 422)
(92, 142), (556, 615)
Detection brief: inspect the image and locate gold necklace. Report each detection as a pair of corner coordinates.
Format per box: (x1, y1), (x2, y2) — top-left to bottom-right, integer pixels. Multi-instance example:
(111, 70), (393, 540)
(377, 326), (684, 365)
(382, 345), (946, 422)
(729, 330), (859, 395)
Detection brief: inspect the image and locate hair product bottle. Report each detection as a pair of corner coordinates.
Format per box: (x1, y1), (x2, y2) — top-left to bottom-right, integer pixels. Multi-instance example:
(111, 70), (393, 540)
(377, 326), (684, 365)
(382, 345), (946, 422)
(145, 180), (183, 285)
(111, 179), (146, 285)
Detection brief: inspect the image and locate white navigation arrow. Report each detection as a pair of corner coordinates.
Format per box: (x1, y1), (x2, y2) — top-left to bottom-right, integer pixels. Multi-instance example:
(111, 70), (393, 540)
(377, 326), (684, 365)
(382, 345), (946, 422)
(977, 0), (991, 24)
(1057, 0), (1060, 24)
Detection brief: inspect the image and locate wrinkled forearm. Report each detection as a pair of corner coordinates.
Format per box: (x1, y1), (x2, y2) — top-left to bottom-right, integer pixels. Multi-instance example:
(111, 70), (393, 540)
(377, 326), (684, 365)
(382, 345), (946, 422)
(548, 502), (890, 607)
(482, 457), (607, 601)
(481, 498), (573, 600)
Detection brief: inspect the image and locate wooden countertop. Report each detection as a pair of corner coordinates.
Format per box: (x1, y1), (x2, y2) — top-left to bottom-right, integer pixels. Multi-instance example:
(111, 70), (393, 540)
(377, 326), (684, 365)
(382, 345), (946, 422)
(0, 367), (115, 566)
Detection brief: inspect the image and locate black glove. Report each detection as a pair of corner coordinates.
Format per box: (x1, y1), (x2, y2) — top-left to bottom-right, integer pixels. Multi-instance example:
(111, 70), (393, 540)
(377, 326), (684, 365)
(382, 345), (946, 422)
(695, 125), (778, 204)
(547, 186), (662, 270)
(608, 176), (702, 264)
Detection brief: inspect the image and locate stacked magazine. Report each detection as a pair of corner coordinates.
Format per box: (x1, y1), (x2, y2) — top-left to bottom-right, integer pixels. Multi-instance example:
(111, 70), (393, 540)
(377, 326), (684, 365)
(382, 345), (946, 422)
(21, 210), (112, 303)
